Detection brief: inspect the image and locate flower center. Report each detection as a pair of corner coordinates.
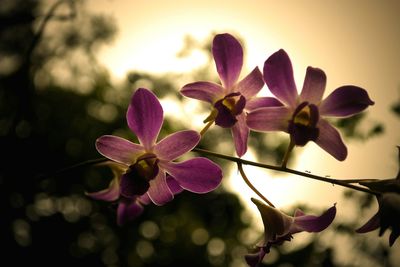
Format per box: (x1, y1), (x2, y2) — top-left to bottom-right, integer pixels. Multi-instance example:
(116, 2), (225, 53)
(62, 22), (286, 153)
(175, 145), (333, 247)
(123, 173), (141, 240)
(288, 102), (319, 146)
(214, 92), (246, 128)
(222, 97), (237, 112)
(293, 105), (312, 126)
(135, 155), (158, 178)
(124, 153), (159, 196)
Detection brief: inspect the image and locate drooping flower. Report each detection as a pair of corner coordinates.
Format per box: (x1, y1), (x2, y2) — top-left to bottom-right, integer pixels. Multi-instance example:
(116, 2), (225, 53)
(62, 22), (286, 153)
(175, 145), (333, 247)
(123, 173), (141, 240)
(86, 161), (151, 225)
(95, 88), (222, 208)
(245, 198), (336, 267)
(181, 33), (277, 157)
(86, 161), (183, 225)
(247, 49), (374, 160)
(356, 146), (400, 246)
(356, 193), (400, 246)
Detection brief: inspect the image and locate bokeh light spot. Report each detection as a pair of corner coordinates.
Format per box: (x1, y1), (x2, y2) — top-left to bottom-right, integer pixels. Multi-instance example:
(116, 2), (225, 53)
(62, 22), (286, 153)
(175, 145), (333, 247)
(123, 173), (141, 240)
(12, 219), (31, 247)
(136, 240), (154, 259)
(139, 221), (160, 240)
(191, 227), (209, 246)
(207, 237), (226, 256)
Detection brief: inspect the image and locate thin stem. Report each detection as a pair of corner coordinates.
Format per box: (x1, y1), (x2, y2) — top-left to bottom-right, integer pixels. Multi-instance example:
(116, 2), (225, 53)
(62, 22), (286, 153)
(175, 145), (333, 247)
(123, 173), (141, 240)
(45, 148), (379, 196)
(281, 139), (295, 168)
(339, 179), (379, 183)
(193, 148), (379, 196)
(200, 120), (214, 136)
(237, 162), (275, 207)
(36, 158), (108, 180)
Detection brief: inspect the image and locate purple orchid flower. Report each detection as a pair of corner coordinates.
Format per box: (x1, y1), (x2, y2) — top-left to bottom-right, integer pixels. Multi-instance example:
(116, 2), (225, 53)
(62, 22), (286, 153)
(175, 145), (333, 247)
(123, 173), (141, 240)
(356, 193), (400, 247)
(247, 49), (374, 160)
(356, 146), (400, 246)
(87, 161), (183, 225)
(245, 198), (336, 267)
(181, 33), (275, 157)
(95, 88), (222, 208)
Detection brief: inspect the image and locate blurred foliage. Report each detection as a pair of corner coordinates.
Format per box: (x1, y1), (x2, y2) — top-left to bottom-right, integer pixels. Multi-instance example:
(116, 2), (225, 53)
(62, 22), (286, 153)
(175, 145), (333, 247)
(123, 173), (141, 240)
(0, 1), (394, 267)
(333, 113), (384, 141)
(391, 90), (400, 118)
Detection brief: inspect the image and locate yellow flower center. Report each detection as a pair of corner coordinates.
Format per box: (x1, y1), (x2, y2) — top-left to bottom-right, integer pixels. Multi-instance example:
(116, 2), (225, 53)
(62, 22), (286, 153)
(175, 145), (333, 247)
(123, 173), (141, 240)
(221, 94), (245, 115)
(122, 153), (159, 197)
(134, 154), (158, 181)
(222, 97), (236, 111)
(293, 105), (311, 126)
(213, 92), (246, 128)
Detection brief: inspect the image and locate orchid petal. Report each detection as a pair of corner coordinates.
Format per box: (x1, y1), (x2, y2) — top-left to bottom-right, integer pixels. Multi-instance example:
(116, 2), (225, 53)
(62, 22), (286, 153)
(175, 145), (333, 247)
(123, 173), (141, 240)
(147, 170), (173, 206)
(212, 33), (243, 90)
(96, 135), (144, 165)
(154, 130), (200, 161)
(246, 106), (291, 132)
(86, 177), (119, 202)
(291, 204), (336, 234)
(320, 86), (374, 117)
(117, 199), (144, 226)
(315, 119), (347, 161)
(231, 114), (249, 157)
(378, 193), (400, 246)
(137, 191), (151, 205)
(294, 209), (306, 217)
(356, 212), (380, 233)
(300, 67), (326, 104)
(236, 67), (264, 99)
(356, 193), (400, 246)
(251, 198), (294, 241)
(390, 231), (400, 247)
(127, 88), (163, 150)
(166, 175), (184, 195)
(181, 81), (225, 104)
(245, 247), (267, 267)
(161, 158), (222, 193)
(263, 49), (298, 107)
(246, 97), (283, 111)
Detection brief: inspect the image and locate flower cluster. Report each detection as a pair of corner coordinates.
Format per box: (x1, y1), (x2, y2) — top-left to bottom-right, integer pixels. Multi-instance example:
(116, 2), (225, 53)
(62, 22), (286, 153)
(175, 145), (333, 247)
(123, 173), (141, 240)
(84, 33), (396, 266)
(182, 34), (373, 160)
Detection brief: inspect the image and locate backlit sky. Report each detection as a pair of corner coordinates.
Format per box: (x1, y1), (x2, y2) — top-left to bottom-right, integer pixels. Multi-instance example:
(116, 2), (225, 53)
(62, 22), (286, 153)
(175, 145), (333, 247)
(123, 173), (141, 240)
(86, 0), (399, 234)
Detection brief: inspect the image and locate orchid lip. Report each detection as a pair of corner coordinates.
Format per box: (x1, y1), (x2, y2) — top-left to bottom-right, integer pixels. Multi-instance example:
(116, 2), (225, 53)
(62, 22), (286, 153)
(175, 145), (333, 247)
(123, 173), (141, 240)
(214, 92), (246, 128)
(288, 102), (320, 146)
(122, 153), (159, 197)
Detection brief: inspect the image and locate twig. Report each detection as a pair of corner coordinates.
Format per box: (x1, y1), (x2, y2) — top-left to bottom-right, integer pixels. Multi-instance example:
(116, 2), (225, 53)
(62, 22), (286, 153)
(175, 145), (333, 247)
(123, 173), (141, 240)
(237, 162), (275, 207)
(36, 157), (107, 180)
(193, 148), (379, 195)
